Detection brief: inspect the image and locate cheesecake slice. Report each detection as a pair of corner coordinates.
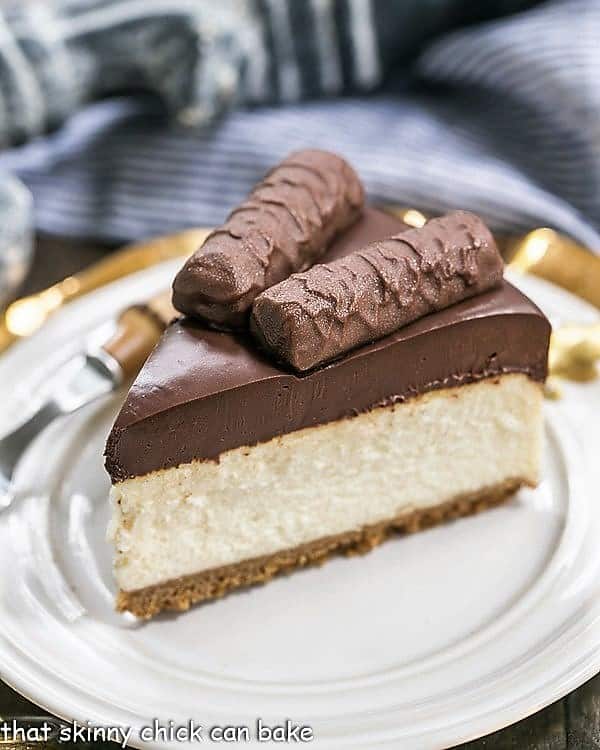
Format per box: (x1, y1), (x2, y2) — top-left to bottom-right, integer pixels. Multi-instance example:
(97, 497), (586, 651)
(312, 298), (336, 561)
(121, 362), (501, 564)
(105, 208), (550, 618)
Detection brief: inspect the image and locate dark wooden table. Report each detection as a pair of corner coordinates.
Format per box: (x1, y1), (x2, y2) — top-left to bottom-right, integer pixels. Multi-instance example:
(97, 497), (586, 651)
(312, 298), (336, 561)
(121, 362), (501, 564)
(2, 235), (599, 749)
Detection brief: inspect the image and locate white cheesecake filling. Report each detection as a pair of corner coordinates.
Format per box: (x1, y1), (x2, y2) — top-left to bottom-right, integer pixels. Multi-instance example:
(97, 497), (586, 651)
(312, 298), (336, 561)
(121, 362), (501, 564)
(109, 374), (543, 592)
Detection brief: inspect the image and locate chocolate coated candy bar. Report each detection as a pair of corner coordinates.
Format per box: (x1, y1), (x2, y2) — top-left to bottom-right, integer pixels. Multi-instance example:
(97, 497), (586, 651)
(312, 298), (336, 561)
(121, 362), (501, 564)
(172, 149), (364, 328)
(251, 211), (504, 371)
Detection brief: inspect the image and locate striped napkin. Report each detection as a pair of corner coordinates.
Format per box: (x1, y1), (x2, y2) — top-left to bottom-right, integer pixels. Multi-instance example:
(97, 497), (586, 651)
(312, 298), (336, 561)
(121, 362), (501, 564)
(0, 0), (599, 250)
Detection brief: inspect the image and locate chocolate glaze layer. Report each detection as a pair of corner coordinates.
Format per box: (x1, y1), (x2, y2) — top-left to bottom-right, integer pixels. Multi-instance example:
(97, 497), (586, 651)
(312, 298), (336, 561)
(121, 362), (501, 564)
(105, 209), (550, 483)
(172, 150), (364, 328)
(252, 211), (504, 371)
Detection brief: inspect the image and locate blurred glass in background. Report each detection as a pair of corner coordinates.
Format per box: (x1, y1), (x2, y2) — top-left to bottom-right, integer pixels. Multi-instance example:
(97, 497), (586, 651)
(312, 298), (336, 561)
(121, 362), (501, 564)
(0, 175), (31, 306)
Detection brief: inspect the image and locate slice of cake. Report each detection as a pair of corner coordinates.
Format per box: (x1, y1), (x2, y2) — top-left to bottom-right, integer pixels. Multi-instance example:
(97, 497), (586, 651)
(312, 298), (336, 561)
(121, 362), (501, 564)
(106, 204), (550, 618)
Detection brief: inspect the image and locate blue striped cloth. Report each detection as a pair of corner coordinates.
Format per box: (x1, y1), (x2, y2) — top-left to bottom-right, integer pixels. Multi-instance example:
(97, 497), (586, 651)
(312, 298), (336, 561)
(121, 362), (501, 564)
(0, 0), (599, 250)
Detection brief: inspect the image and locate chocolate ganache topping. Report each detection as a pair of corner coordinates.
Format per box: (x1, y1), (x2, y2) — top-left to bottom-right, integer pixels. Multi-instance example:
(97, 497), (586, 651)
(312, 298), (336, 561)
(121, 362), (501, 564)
(105, 208), (551, 483)
(172, 149), (364, 328)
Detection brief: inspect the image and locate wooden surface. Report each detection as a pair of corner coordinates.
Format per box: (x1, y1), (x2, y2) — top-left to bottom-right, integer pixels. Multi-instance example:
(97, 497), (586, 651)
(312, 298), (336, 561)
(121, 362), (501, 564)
(1, 234), (599, 749)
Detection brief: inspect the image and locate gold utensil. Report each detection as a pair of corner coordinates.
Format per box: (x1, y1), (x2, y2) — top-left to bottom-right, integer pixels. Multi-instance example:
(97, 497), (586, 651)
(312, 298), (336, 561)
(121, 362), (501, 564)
(505, 227), (600, 388)
(0, 228), (209, 354)
(103, 290), (176, 378)
(548, 322), (600, 382)
(0, 289), (177, 508)
(507, 228), (600, 309)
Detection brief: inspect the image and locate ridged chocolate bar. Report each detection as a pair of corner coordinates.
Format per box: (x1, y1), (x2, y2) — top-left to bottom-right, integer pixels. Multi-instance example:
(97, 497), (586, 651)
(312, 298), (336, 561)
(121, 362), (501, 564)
(172, 149), (364, 328)
(251, 211), (504, 371)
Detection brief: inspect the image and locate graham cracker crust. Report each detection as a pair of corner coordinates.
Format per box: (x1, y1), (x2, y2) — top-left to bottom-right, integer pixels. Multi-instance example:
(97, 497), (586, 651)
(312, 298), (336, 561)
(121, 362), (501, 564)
(118, 478), (526, 618)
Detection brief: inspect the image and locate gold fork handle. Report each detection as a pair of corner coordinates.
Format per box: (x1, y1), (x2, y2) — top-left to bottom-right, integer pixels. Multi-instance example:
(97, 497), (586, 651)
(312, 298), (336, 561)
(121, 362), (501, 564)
(102, 290), (176, 379)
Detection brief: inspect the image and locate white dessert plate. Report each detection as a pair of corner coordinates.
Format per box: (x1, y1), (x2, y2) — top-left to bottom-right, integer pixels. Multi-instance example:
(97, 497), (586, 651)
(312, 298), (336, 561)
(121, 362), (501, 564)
(0, 263), (599, 750)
